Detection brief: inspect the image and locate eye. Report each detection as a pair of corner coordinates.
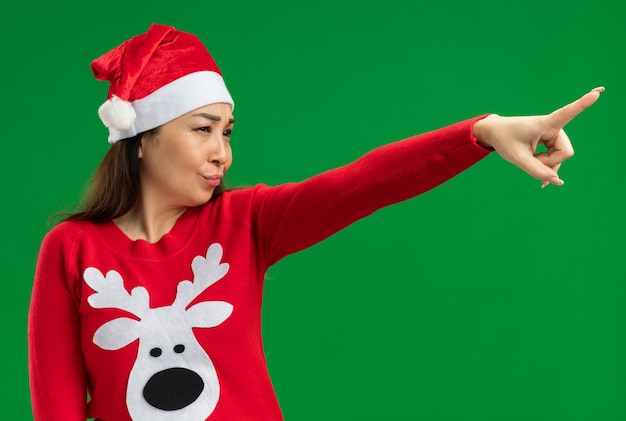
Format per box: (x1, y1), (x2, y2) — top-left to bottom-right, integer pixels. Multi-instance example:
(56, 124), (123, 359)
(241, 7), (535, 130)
(150, 348), (162, 357)
(174, 344), (185, 354)
(196, 126), (212, 133)
(223, 128), (232, 138)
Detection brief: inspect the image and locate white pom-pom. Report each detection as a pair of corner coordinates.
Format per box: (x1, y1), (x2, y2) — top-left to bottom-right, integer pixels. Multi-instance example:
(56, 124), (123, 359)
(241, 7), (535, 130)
(98, 95), (137, 130)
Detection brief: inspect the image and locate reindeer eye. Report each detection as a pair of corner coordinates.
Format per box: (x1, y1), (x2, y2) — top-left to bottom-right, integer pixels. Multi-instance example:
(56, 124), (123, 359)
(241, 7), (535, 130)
(150, 348), (162, 357)
(174, 344), (185, 354)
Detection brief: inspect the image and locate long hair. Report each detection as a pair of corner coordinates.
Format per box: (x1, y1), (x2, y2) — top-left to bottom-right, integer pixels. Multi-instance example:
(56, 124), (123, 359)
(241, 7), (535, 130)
(63, 129), (225, 223)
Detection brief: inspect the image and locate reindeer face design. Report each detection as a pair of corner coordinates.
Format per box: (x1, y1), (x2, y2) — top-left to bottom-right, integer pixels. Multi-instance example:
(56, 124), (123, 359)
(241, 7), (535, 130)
(84, 243), (233, 420)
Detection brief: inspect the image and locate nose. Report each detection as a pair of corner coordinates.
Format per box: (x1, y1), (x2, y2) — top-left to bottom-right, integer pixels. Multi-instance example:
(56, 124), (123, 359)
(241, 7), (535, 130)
(143, 367), (204, 410)
(209, 136), (229, 167)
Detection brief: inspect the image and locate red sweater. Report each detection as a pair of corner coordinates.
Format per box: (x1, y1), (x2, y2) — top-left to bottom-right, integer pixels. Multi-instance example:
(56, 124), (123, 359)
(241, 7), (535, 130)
(29, 116), (490, 420)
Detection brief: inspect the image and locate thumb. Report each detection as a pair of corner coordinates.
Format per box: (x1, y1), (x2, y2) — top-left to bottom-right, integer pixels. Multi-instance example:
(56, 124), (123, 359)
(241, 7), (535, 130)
(508, 149), (560, 182)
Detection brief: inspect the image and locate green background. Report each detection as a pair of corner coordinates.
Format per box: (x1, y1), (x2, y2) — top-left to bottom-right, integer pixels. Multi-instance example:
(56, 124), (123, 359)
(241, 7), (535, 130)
(2, 0), (623, 419)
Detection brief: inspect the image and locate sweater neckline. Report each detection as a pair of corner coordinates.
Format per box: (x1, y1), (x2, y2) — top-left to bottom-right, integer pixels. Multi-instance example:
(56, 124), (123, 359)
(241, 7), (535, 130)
(94, 205), (202, 260)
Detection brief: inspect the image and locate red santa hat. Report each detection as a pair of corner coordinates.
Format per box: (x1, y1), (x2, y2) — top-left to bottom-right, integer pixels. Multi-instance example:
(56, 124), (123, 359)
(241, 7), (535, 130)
(91, 24), (234, 144)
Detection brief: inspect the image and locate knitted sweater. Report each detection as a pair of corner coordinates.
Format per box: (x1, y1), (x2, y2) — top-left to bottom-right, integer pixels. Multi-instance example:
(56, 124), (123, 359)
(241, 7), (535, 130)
(28, 116), (490, 420)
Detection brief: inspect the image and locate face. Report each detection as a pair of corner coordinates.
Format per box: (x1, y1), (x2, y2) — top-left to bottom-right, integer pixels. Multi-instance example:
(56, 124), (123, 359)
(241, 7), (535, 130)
(138, 102), (234, 208)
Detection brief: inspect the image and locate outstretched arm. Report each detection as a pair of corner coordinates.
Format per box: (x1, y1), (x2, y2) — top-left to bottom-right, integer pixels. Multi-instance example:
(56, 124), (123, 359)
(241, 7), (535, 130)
(246, 88), (603, 266)
(472, 87), (604, 187)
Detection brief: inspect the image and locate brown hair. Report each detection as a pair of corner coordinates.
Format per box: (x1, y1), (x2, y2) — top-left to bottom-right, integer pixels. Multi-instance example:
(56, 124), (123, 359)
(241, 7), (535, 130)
(63, 129), (225, 222)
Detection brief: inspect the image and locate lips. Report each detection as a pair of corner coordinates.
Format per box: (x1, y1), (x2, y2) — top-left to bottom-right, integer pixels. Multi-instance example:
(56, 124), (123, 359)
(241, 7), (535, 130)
(202, 174), (222, 187)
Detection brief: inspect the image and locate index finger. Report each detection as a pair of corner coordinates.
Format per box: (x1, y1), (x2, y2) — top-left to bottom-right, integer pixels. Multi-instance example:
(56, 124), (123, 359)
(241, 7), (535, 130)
(543, 87), (604, 129)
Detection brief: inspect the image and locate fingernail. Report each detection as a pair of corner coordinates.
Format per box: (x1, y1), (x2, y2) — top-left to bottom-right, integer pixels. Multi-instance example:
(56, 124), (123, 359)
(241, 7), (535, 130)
(592, 86), (605, 93)
(548, 177), (564, 186)
(541, 180), (549, 189)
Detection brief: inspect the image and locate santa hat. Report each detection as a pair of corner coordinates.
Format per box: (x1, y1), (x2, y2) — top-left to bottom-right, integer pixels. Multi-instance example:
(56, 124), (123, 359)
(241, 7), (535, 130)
(91, 24), (234, 144)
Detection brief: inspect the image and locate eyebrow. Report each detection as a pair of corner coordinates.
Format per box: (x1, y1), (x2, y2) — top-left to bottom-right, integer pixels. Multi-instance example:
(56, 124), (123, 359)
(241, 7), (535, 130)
(192, 113), (236, 125)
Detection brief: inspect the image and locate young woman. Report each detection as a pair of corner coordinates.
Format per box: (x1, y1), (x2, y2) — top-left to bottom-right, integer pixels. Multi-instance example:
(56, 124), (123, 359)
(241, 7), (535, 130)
(28, 24), (603, 421)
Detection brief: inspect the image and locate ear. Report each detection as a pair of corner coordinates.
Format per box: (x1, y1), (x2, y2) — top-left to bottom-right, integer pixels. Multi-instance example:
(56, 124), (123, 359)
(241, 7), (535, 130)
(138, 136), (145, 159)
(186, 301), (233, 328)
(93, 317), (141, 350)
(138, 127), (162, 159)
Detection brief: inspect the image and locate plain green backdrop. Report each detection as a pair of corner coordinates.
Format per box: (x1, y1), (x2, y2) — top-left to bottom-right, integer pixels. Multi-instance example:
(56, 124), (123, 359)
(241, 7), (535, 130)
(2, 0), (623, 419)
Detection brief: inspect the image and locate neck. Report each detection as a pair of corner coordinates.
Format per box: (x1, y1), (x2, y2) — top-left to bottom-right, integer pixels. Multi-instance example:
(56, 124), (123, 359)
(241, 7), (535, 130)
(114, 201), (187, 244)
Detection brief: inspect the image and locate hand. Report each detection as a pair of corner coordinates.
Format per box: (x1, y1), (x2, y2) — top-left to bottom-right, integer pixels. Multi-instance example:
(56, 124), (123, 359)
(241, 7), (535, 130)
(472, 87), (604, 187)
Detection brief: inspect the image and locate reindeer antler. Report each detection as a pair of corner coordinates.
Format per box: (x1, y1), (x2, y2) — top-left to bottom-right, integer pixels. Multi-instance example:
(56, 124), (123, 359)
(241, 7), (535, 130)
(84, 267), (150, 318)
(173, 243), (230, 309)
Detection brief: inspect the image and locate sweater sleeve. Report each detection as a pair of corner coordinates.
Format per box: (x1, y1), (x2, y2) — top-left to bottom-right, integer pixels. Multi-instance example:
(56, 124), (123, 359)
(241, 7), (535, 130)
(28, 225), (88, 420)
(251, 116), (492, 266)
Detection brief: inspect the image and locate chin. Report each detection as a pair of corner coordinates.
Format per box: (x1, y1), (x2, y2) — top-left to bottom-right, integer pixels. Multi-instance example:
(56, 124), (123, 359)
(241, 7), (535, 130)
(187, 192), (215, 207)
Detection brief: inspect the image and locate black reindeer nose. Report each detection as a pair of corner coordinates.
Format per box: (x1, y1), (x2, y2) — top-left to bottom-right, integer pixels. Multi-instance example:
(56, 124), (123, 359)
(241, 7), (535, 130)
(143, 367), (204, 410)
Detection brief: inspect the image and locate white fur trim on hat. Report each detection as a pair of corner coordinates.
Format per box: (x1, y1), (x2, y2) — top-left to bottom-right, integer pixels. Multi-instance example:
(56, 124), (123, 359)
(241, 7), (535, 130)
(104, 71), (234, 144)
